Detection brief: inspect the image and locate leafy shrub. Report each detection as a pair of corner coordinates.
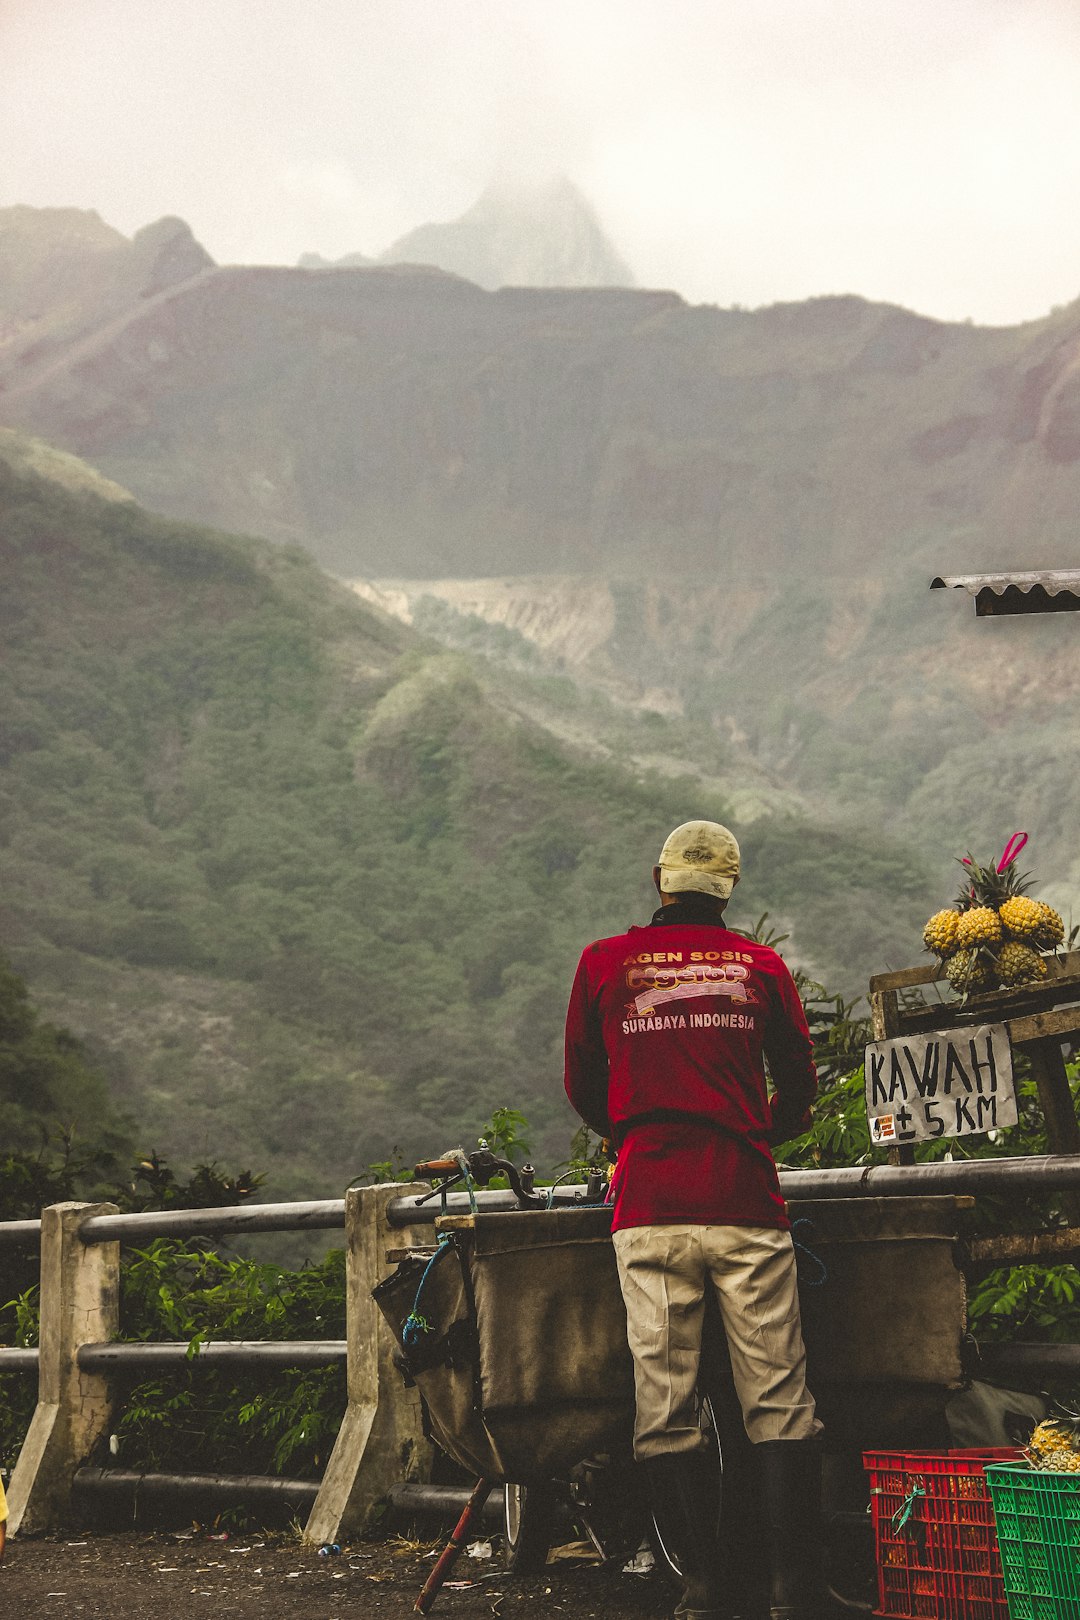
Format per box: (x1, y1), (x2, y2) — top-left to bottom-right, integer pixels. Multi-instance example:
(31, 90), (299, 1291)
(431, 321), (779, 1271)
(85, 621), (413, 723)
(113, 1239), (346, 1478)
(968, 1265), (1080, 1345)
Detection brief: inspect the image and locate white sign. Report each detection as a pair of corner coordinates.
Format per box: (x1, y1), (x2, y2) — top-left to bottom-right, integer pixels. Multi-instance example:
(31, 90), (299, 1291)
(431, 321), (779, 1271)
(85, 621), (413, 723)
(864, 1023), (1018, 1146)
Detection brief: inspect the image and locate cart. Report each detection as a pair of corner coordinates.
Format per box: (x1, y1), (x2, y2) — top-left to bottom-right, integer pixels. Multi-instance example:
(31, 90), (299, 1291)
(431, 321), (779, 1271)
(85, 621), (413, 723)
(375, 1150), (975, 1609)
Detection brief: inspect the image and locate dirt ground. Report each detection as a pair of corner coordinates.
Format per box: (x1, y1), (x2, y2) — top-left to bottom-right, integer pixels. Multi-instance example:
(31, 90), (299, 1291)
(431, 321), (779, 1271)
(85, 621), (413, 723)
(0, 1528), (679, 1619)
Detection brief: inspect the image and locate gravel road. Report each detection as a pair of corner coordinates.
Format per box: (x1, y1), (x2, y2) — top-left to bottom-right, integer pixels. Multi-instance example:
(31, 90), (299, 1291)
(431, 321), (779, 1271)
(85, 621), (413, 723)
(0, 1528), (679, 1619)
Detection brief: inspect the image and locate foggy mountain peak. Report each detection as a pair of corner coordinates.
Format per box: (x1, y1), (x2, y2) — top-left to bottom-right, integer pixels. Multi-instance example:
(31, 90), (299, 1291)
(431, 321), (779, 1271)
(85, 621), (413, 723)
(297, 249), (374, 269)
(377, 174), (636, 291)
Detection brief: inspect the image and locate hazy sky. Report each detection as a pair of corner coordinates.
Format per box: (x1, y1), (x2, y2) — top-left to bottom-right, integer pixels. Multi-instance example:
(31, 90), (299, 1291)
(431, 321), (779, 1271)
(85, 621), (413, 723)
(4, 0), (1080, 325)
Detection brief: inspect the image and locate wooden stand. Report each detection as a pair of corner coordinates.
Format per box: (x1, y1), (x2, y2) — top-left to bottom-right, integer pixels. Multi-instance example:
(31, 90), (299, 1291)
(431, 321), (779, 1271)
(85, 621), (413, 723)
(869, 949), (1080, 1220)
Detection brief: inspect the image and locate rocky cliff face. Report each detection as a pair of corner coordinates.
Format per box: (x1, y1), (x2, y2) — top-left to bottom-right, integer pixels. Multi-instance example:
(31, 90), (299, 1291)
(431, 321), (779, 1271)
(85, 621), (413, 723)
(4, 213), (1080, 585)
(0, 207), (214, 387)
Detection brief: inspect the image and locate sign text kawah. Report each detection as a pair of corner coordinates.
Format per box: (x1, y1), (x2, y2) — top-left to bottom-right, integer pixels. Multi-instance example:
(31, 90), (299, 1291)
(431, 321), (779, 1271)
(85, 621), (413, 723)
(864, 1022), (1017, 1146)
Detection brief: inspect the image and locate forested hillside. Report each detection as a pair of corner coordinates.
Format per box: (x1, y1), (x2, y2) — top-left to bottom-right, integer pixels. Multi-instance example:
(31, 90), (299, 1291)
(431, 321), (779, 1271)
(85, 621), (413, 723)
(0, 443), (937, 1190)
(376, 562), (1080, 933)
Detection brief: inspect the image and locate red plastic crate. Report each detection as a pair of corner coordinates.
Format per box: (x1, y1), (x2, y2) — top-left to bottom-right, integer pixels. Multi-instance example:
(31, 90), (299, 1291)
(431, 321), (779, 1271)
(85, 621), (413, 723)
(864, 1448), (1023, 1620)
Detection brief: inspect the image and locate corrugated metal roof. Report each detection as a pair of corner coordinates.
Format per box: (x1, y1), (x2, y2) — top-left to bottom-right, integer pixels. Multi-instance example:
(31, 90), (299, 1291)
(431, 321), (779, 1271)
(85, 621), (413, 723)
(930, 571), (1080, 616)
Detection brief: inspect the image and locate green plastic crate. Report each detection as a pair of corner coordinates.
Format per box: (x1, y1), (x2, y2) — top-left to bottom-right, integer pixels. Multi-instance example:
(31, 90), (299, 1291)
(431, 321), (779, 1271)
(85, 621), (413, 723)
(986, 1464), (1080, 1620)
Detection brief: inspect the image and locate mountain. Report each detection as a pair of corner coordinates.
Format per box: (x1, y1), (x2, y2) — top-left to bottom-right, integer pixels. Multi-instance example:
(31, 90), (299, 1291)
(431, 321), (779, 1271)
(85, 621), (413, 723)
(296, 179), (632, 288)
(1, 434), (939, 1194)
(1, 204), (1077, 946)
(378, 177), (635, 290)
(2, 215), (1079, 581)
(357, 567), (1080, 939)
(0, 207), (214, 387)
(297, 250), (373, 269)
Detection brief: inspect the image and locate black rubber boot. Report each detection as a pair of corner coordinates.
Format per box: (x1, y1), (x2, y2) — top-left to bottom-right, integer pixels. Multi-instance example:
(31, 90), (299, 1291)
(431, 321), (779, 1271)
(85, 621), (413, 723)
(715, 1453), (770, 1620)
(756, 1439), (825, 1620)
(646, 1450), (722, 1619)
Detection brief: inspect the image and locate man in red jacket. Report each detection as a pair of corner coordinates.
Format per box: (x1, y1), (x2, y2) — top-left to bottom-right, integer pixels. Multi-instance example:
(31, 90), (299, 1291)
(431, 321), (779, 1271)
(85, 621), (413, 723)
(564, 820), (822, 1620)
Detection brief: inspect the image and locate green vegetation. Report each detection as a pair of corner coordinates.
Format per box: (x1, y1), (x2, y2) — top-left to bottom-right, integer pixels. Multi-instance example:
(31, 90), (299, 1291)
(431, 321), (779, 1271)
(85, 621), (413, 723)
(0, 1106), (275, 1485)
(0, 452), (678, 1176)
(0, 447), (944, 1191)
(775, 1035), (1080, 1360)
(0, 950), (128, 1171)
(402, 559), (1079, 969)
(113, 1239), (346, 1479)
(0, 1233), (345, 1487)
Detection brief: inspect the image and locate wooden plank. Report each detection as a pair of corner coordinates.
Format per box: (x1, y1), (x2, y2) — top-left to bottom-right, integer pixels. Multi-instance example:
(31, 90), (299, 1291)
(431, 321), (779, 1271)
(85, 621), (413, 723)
(1028, 1038), (1080, 1154)
(1009, 1006), (1080, 1045)
(896, 1001), (1080, 1041)
(869, 953), (1080, 996)
(869, 964), (944, 993)
(1027, 1037), (1080, 1226)
(896, 1002), (986, 1036)
(870, 989), (901, 1039)
(890, 975), (1080, 1038)
(965, 1226), (1080, 1275)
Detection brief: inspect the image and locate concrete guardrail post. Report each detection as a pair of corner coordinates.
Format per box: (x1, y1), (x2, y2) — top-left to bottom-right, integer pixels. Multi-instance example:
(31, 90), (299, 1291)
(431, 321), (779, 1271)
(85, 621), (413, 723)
(7, 1201), (120, 1534)
(305, 1183), (433, 1543)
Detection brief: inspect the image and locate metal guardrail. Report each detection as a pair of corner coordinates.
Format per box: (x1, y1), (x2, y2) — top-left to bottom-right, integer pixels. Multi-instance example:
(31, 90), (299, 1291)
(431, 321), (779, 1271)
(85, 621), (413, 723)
(0, 1342), (347, 1372)
(779, 1155), (1080, 1199)
(388, 1482), (507, 1527)
(8, 1338), (1077, 1383)
(0, 1219), (45, 1248)
(8, 1154), (1080, 1247)
(980, 1343), (1080, 1379)
(1, 1200), (349, 1250)
(77, 1339), (347, 1371)
(79, 1199), (348, 1244)
(384, 1154), (1080, 1225)
(74, 1466), (321, 1506)
(0, 1348), (38, 1372)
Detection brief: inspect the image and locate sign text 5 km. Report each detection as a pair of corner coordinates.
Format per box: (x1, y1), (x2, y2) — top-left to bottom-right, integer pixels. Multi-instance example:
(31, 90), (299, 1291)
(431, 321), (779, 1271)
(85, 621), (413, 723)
(864, 1023), (1018, 1146)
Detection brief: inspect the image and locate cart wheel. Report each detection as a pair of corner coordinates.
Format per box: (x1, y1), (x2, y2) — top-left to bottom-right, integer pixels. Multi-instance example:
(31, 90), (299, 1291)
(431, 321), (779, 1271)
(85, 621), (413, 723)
(503, 1480), (557, 1572)
(650, 1397), (723, 1587)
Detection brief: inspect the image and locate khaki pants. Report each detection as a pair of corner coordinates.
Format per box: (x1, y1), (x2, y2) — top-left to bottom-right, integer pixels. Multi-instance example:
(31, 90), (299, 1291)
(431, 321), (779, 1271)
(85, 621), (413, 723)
(613, 1223), (822, 1457)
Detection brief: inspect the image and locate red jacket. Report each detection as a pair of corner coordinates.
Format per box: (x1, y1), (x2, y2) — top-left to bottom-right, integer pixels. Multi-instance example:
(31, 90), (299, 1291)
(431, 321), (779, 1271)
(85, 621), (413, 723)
(564, 908), (817, 1231)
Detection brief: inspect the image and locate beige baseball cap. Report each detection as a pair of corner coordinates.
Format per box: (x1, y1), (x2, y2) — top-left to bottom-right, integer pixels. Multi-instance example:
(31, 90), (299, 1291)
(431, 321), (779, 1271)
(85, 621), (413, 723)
(657, 819), (741, 901)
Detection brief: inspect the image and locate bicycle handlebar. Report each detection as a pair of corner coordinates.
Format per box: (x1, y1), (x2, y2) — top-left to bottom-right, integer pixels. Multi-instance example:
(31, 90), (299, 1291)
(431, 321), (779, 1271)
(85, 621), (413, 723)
(412, 1147), (608, 1211)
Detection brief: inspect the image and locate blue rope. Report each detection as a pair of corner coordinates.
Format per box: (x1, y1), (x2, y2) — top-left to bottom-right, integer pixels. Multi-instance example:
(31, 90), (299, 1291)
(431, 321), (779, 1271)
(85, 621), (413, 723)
(401, 1236), (454, 1349)
(791, 1218), (828, 1288)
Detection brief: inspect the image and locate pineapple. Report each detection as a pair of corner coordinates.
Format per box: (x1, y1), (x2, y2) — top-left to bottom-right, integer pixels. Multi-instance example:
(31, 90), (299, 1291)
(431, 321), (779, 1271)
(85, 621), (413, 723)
(955, 907), (1003, 950)
(1033, 901), (1065, 950)
(944, 948), (995, 993)
(934, 844), (1060, 997)
(1028, 1418), (1080, 1473)
(922, 909), (960, 957)
(997, 941), (1049, 987)
(999, 894), (1044, 941)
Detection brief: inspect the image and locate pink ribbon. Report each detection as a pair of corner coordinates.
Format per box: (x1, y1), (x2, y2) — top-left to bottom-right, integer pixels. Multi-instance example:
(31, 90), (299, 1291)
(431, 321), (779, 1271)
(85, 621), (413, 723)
(996, 832), (1028, 873)
(961, 832), (1028, 874)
